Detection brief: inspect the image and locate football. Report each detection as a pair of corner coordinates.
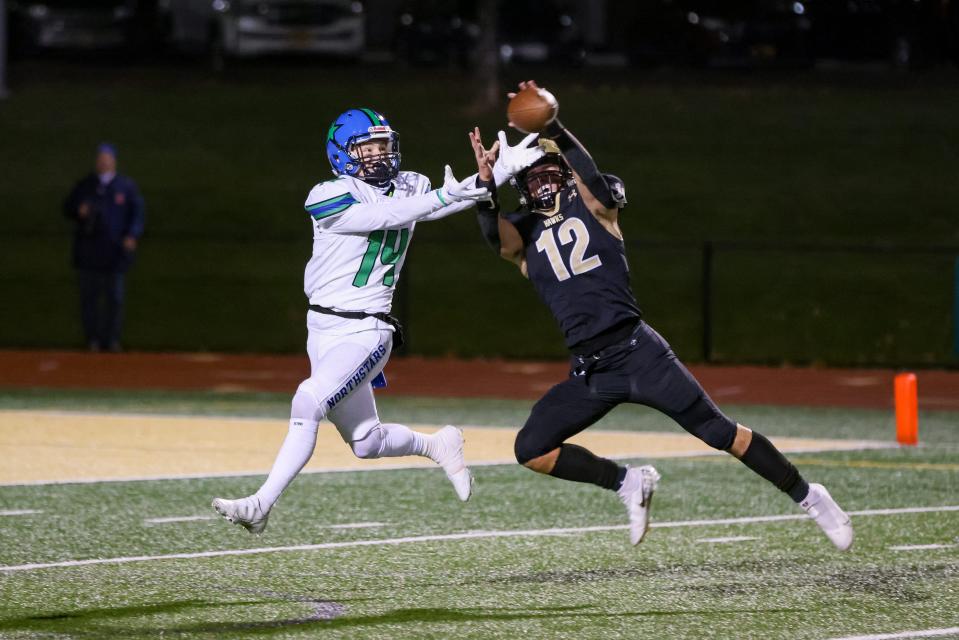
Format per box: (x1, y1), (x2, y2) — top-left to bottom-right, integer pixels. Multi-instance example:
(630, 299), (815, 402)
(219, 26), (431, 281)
(507, 87), (559, 134)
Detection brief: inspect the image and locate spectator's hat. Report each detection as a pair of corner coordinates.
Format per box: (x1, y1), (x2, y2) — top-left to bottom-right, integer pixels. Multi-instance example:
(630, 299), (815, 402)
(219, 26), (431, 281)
(96, 142), (117, 158)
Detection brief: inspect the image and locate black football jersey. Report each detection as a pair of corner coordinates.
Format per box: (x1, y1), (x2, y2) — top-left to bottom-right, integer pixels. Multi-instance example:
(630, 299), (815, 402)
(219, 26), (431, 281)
(510, 185), (642, 350)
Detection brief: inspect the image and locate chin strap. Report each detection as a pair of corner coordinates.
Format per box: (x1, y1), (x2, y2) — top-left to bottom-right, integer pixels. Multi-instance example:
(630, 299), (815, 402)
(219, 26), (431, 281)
(360, 175), (393, 189)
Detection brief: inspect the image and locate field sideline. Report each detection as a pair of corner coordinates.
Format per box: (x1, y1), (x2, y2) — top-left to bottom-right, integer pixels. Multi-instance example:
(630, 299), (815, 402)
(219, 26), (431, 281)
(2, 350), (958, 409)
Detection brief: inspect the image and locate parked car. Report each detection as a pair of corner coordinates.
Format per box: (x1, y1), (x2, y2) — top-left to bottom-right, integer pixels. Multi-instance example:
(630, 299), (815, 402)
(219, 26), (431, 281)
(163, 0), (365, 67)
(392, 0), (584, 68)
(803, 0), (953, 68)
(393, 1), (477, 68)
(620, 0), (957, 69)
(622, 0), (813, 68)
(497, 0), (584, 65)
(8, 0), (151, 55)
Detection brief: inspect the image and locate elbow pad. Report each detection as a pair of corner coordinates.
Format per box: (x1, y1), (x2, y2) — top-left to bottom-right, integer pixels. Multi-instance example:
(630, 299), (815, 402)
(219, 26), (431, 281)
(602, 174), (627, 209)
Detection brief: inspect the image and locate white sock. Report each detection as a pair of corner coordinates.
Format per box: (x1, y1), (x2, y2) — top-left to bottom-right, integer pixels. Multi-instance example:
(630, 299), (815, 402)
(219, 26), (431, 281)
(254, 419), (319, 508)
(376, 423), (433, 459)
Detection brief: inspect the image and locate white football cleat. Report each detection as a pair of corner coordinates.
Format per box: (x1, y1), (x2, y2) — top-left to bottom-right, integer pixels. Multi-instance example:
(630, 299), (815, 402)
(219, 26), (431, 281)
(432, 425), (474, 502)
(800, 483), (853, 551)
(212, 495), (270, 535)
(617, 465), (661, 545)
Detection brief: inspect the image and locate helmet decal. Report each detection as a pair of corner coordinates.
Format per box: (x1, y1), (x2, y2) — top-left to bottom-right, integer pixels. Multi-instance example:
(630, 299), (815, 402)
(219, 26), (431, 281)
(538, 138), (561, 155)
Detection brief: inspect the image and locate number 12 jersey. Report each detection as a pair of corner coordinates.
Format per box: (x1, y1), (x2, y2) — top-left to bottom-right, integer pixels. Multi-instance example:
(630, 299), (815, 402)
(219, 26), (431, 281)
(511, 186), (642, 351)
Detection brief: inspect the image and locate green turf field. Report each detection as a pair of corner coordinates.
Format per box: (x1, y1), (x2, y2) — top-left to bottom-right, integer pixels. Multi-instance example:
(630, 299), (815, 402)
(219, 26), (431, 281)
(2, 63), (958, 364)
(1, 389), (957, 638)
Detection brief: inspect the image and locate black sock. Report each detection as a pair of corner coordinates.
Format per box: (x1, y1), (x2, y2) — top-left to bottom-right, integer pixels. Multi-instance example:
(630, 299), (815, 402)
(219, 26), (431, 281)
(549, 443), (624, 491)
(738, 431), (810, 503)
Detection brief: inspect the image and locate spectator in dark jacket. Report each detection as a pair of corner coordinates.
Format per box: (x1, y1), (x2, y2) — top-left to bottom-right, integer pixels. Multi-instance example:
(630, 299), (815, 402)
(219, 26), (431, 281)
(63, 143), (145, 352)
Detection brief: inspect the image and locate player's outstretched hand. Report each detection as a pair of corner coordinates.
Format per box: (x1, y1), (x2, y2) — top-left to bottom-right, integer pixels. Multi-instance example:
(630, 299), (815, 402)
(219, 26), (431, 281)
(469, 127), (499, 182)
(492, 131), (544, 185)
(440, 165), (490, 203)
(507, 79), (541, 100)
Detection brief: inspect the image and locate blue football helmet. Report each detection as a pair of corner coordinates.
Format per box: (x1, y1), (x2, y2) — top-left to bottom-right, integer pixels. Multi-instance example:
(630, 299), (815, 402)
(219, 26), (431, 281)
(326, 108), (401, 187)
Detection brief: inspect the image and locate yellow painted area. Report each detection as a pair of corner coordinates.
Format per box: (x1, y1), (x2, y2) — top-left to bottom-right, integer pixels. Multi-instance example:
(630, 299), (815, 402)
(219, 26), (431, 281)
(0, 410), (889, 485)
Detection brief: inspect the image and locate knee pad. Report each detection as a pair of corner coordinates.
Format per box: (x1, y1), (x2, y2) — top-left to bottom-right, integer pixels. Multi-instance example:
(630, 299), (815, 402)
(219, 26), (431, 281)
(291, 379), (325, 423)
(349, 425), (384, 459)
(674, 395), (737, 450)
(697, 415), (737, 450)
(514, 426), (547, 465)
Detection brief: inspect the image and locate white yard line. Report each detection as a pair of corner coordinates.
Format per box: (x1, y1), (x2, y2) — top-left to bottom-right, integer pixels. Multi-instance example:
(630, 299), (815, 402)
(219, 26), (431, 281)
(0, 509), (41, 517)
(143, 516), (386, 528)
(144, 515), (216, 524)
(324, 522), (386, 530)
(695, 536), (758, 544)
(826, 627), (959, 640)
(889, 543), (958, 551)
(2, 504), (957, 574)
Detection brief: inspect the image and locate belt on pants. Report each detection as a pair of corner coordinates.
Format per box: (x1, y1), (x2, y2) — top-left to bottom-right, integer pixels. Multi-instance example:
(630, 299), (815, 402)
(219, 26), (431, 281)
(571, 321), (644, 380)
(308, 304), (405, 351)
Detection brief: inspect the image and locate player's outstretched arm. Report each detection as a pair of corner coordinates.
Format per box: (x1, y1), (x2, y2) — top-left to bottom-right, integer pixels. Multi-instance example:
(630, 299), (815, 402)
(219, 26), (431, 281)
(542, 120), (620, 216)
(418, 166), (492, 222)
(309, 167), (489, 233)
(469, 127), (502, 253)
(469, 127), (525, 267)
(509, 80), (621, 218)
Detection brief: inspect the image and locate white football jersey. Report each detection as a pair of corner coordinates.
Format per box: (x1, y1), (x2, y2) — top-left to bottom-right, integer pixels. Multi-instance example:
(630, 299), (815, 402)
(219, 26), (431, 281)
(303, 171), (459, 314)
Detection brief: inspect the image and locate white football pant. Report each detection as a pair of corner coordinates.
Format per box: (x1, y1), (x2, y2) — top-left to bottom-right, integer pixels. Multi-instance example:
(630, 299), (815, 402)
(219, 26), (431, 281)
(253, 313), (430, 509)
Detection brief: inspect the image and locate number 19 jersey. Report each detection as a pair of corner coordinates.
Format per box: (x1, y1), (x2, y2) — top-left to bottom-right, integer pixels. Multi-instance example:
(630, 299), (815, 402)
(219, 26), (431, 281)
(513, 186), (642, 350)
(303, 172), (430, 314)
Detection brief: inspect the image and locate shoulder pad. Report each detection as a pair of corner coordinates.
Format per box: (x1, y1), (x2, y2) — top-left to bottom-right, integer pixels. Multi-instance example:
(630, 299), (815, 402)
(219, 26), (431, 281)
(305, 178), (349, 206)
(304, 178), (359, 220)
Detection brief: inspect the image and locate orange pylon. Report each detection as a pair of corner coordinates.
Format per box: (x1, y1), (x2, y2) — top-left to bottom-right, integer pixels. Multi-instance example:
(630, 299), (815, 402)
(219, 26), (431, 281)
(894, 372), (918, 446)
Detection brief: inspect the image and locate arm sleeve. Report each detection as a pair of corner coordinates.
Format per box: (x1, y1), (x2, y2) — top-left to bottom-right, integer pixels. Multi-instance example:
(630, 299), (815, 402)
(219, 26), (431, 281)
(309, 187), (448, 233)
(310, 174), (481, 232)
(474, 178), (501, 253)
(543, 120), (617, 210)
(417, 198), (476, 222)
(62, 181), (82, 220)
(126, 181), (146, 238)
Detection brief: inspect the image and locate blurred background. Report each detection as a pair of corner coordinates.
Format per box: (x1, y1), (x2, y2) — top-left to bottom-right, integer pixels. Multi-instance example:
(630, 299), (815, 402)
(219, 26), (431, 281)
(1, 0), (957, 366)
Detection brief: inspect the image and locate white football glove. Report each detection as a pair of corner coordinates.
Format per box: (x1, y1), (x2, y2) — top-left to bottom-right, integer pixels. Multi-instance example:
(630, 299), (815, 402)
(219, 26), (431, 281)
(439, 165), (490, 204)
(492, 131), (545, 186)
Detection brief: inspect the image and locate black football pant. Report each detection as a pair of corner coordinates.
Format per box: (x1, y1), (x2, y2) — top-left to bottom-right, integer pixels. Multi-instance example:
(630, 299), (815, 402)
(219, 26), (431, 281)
(514, 321), (738, 464)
